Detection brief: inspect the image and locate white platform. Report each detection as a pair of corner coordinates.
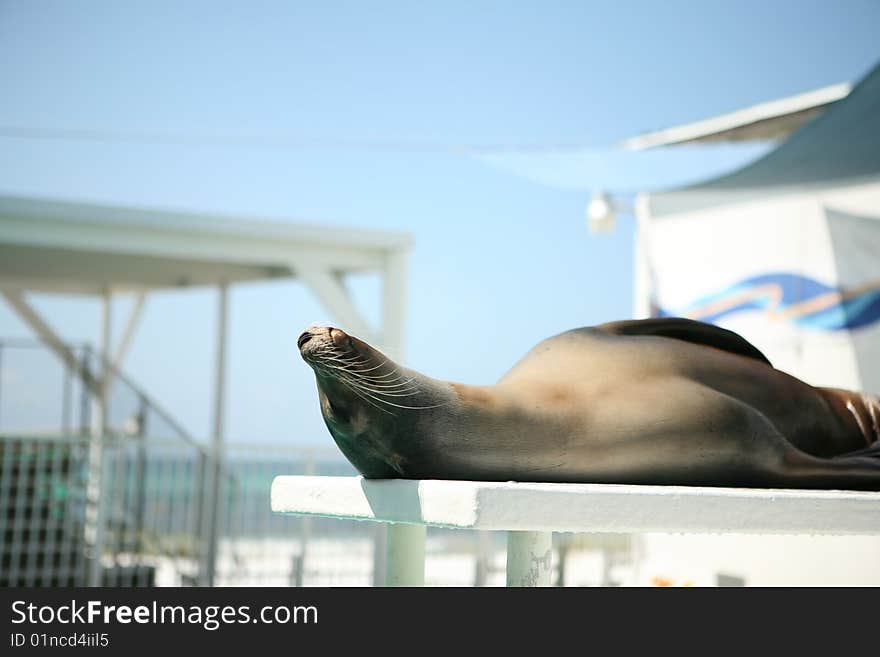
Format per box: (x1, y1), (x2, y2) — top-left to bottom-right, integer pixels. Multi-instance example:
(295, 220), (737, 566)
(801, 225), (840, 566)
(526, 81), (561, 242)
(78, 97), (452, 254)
(270, 476), (880, 586)
(271, 476), (880, 535)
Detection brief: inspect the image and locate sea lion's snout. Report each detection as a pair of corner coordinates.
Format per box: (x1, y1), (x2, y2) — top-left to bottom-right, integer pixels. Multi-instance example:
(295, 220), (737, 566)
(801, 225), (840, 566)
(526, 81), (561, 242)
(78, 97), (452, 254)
(298, 325), (355, 362)
(298, 325), (331, 357)
(330, 327), (351, 348)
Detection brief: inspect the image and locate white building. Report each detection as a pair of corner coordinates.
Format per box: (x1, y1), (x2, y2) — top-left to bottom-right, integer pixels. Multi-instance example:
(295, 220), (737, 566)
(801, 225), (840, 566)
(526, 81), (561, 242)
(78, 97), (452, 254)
(629, 61), (880, 586)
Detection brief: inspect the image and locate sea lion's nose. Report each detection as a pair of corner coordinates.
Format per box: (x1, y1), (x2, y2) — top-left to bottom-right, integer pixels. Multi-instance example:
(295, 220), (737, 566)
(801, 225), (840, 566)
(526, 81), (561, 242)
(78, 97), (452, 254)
(297, 331), (313, 349)
(330, 327), (350, 347)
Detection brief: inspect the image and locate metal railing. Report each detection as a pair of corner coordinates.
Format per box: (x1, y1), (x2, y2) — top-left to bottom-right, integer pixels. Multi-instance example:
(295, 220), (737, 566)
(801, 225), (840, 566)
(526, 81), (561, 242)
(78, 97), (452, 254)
(0, 434), (211, 586)
(0, 339), (230, 586)
(218, 444), (370, 586)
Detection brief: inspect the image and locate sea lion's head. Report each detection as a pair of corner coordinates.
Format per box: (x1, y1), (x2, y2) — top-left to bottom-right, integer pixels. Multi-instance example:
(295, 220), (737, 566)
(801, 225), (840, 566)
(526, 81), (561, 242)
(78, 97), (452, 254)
(298, 325), (385, 432)
(297, 324), (435, 476)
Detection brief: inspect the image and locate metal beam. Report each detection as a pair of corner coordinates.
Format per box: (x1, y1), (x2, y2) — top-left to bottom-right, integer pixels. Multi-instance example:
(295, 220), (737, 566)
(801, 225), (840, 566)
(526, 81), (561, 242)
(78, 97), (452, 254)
(297, 265), (377, 344)
(381, 248), (408, 360)
(100, 291), (147, 396)
(0, 289), (99, 395)
(111, 292), (146, 372)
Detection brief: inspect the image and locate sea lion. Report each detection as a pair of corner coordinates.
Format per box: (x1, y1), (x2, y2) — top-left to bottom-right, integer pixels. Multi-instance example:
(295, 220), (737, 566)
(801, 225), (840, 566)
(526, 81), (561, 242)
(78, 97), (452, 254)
(297, 318), (880, 490)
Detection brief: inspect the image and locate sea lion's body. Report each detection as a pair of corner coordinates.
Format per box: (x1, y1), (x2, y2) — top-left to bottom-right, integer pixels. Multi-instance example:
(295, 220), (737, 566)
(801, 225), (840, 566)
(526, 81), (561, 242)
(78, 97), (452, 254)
(298, 319), (880, 490)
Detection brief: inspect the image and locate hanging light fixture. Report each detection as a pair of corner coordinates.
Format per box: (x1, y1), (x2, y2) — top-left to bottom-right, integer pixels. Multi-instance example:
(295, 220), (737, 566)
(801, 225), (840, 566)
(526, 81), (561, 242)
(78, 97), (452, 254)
(586, 189), (616, 233)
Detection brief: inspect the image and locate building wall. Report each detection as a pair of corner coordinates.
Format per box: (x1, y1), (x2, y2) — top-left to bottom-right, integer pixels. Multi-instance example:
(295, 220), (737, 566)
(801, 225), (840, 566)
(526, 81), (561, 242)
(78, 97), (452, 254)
(634, 178), (880, 586)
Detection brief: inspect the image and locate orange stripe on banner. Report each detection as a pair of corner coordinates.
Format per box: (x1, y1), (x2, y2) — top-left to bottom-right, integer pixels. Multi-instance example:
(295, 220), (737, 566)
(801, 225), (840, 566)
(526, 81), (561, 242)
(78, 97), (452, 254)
(686, 284), (782, 320)
(686, 279), (880, 323)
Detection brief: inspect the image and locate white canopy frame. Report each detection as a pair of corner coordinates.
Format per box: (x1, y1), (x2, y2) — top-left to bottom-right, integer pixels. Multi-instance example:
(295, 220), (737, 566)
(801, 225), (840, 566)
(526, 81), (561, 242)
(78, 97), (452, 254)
(0, 194), (412, 586)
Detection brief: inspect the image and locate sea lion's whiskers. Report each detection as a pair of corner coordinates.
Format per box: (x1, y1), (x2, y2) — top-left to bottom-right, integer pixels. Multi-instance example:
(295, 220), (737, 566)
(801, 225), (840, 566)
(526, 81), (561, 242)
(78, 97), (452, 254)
(328, 367), (422, 396)
(301, 328), (452, 423)
(335, 373), (402, 412)
(330, 376), (421, 397)
(353, 365), (412, 382)
(351, 388), (421, 399)
(352, 366), (401, 379)
(319, 362), (410, 385)
(340, 359), (390, 375)
(311, 345), (358, 358)
(351, 371), (411, 385)
(320, 353), (389, 375)
(325, 359), (408, 382)
(342, 380), (420, 394)
(333, 367), (416, 387)
(317, 352), (364, 365)
(336, 377), (395, 415)
(337, 366), (399, 381)
(334, 354), (371, 365)
(325, 367), (401, 408)
(341, 365), (418, 387)
(343, 382), (421, 397)
(353, 379), (419, 391)
(364, 398), (450, 411)
(309, 347), (397, 378)
(335, 370), (448, 411)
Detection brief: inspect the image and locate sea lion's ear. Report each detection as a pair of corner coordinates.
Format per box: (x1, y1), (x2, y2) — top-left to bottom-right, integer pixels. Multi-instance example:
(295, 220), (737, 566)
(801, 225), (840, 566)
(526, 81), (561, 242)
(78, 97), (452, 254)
(598, 318), (772, 366)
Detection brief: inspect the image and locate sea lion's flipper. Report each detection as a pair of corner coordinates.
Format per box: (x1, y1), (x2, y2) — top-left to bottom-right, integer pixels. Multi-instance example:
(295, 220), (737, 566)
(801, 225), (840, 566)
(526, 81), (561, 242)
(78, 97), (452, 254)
(782, 446), (880, 490)
(598, 318), (772, 367)
(833, 440), (880, 461)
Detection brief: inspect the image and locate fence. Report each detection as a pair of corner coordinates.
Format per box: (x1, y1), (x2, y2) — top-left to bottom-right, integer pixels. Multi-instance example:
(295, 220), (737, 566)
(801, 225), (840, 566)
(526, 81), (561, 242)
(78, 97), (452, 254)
(0, 340), (225, 586)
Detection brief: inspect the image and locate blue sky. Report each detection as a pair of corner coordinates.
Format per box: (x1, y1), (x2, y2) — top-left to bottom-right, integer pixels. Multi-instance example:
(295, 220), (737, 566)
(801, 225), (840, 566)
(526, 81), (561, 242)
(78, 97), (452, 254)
(1, 1), (879, 445)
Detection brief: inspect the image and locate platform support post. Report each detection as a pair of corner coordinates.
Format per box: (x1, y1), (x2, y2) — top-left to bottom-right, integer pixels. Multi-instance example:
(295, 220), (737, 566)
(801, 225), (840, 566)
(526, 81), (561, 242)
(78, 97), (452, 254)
(506, 531), (553, 587)
(385, 523), (426, 586)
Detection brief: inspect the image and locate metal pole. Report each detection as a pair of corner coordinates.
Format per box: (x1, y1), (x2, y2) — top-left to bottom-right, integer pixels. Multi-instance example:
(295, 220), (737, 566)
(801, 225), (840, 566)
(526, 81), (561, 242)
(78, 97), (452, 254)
(201, 282), (228, 586)
(0, 342), (4, 429)
(294, 452), (315, 586)
(473, 530), (491, 587)
(633, 193), (653, 319)
(133, 395), (148, 555)
(61, 353), (71, 437)
(372, 525), (387, 587)
(80, 346), (91, 436)
(376, 248), (410, 586)
(506, 531), (552, 587)
(85, 289), (112, 586)
(385, 524), (426, 587)
(193, 451), (207, 580)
